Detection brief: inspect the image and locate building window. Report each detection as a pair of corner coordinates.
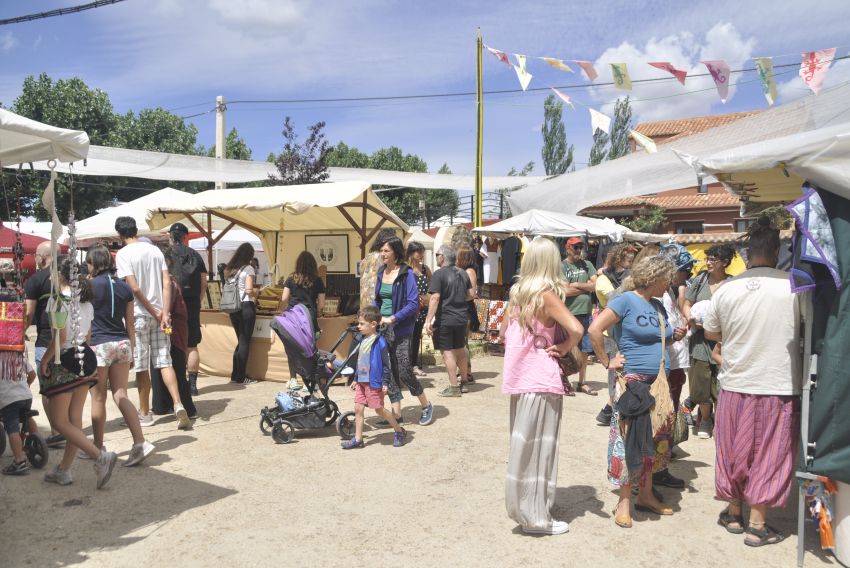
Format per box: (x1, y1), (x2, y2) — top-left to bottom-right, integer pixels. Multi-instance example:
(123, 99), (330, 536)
(675, 220), (704, 234)
(735, 218), (754, 232)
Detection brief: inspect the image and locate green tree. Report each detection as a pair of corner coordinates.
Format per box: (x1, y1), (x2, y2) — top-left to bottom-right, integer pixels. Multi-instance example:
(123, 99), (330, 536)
(268, 116), (330, 185)
(326, 141), (370, 169)
(589, 129), (609, 166)
(200, 127), (253, 160)
(622, 207), (666, 232)
(609, 97), (633, 160)
(541, 94), (574, 175)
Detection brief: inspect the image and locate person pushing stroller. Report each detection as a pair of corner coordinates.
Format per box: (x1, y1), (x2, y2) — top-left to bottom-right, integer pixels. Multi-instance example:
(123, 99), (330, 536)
(331, 306), (407, 449)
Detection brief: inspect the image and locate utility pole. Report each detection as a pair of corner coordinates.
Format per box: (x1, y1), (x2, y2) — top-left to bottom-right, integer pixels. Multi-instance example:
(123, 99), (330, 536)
(215, 95), (226, 190)
(474, 29), (484, 227)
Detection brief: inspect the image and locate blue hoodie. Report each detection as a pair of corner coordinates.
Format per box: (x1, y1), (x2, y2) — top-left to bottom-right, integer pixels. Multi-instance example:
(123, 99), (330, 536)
(374, 264), (419, 338)
(347, 334), (392, 389)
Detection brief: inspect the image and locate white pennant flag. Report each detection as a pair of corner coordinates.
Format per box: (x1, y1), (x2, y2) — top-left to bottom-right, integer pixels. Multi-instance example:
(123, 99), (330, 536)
(589, 108), (611, 135)
(630, 130), (657, 153)
(513, 54), (533, 91)
(550, 87), (574, 109)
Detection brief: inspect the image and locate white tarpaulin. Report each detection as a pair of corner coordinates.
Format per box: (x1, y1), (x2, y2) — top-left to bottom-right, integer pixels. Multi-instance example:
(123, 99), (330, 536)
(509, 81), (850, 215)
(684, 121), (850, 203)
(10, 143), (545, 190)
(472, 209), (628, 240)
(0, 108), (89, 165)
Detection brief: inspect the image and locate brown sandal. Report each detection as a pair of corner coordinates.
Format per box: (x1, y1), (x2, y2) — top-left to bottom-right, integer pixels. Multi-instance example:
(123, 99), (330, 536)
(577, 383), (597, 396)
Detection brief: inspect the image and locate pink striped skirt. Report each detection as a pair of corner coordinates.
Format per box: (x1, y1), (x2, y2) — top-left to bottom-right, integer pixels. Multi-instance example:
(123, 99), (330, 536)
(714, 389), (800, 507)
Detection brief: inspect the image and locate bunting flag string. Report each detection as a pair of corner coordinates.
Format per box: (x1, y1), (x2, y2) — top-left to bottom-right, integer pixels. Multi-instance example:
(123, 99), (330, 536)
(610, 63), (632, 90)
(630, 130), (658, 153)
(588, 108), (611, 135)
(648, 61), (688, 85)
(542, 57), (573, 72)
(550, 87), (575, 108)
(513, 54), (533, 91)
(701, 59), (731, 103)
(574, 60), (598, 81)
(484, 45), (512, 67)
(800, 48), (836, 95)
(753, 57), (777, 106)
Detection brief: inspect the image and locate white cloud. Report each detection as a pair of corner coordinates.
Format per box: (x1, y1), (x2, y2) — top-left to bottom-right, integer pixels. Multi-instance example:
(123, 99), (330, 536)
(207, 0), (306, 28)
(588, 22), (756, 122)
(1, 32), (18, 52)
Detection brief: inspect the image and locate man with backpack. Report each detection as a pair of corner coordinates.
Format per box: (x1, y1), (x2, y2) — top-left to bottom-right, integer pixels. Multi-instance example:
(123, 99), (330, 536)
(168, 223), (208, 396)
(562, 237), (598, 396)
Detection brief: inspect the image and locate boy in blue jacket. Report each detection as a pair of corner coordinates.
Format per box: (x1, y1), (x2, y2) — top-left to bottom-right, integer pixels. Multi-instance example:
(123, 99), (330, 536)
(339, 306), (407, 448)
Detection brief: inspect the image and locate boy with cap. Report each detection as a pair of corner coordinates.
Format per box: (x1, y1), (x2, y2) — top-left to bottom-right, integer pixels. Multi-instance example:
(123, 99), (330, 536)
(561, 237), (597, 395)
(168, 222), (208, 396)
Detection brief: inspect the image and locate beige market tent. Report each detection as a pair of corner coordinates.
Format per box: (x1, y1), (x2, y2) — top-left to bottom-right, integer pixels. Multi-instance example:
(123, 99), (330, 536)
(145, 181), (409, 279)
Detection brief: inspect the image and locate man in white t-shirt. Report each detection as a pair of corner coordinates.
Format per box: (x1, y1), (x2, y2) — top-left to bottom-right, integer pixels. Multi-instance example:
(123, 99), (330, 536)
(703, 221), (801, 547)
(114, 217), (190, 430)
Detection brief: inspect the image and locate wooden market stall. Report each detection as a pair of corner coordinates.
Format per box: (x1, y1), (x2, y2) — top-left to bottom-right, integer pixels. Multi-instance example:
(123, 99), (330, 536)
(145, 181), (409, 382)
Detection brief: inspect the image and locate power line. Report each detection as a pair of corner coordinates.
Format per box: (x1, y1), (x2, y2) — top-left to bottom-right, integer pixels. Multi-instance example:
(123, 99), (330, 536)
(0, 0), (128, 26)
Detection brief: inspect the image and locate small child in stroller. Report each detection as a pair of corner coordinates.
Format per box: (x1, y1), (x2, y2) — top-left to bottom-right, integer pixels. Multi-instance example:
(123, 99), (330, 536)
(332, 306), (407, 449)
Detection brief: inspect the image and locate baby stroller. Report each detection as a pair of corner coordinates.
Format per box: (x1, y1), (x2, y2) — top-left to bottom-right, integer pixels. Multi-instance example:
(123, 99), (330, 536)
(260, 305), (360, 444)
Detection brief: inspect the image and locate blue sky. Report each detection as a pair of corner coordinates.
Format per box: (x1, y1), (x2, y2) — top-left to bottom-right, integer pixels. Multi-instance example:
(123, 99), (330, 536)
(2, 0), (850, 180)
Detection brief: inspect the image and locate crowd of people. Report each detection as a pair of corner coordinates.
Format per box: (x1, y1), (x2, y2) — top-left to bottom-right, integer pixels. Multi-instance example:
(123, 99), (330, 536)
(501, 220), (802, 548)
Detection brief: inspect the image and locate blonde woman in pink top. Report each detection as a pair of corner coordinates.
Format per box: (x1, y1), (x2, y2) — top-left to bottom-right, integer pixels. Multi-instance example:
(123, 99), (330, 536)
(500, 237), (583, 535)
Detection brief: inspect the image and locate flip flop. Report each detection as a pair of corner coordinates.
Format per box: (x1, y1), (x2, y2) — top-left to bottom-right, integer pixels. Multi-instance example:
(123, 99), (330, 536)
(577, 383), (598, 396)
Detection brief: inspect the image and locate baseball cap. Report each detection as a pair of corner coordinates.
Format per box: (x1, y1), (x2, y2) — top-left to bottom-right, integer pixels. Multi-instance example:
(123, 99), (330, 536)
(169, 222), (189, 236)
(566, 237), (584, 248)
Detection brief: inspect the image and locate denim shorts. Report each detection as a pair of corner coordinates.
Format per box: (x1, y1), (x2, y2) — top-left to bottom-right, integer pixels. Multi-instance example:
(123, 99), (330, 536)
(0, 398), (32, 434)
(575, 313), (594, 353)
(34, 346), (48, 388)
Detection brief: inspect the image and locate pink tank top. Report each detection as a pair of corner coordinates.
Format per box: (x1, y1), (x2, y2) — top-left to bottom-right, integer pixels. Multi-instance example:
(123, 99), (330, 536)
(501, 317), (565, 395)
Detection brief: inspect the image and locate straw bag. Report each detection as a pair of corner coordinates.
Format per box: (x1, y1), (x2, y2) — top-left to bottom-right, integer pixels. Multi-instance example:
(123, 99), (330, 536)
(553, 324), (580, 394)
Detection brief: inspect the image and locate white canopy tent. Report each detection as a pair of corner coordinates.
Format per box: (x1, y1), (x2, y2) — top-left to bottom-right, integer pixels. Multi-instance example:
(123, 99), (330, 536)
(472, 209), (628, 240)
(145, 181), (409, 279)
(509, 81), (850, 216)
(0, 108), (89, 166)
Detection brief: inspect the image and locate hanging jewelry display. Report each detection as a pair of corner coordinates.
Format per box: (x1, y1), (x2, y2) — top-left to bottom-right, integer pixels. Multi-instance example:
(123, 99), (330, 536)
(64, 166), (85, 375)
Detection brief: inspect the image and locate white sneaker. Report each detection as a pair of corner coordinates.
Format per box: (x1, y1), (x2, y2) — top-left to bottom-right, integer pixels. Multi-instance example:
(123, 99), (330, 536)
(94, 450), (118, 489)
(44, 465), (73, 486)
(175, 407), (191, 430)
(78, 445), (106, 460)
(697, 417), (713, 439)
(139, 414), (155, 427)
(522, 521), (570, 535)
(124, 441), (155, 467)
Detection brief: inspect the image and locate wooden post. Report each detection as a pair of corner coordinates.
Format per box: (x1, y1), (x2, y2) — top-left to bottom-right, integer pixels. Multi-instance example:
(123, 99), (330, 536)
(475, 29), (484, 228)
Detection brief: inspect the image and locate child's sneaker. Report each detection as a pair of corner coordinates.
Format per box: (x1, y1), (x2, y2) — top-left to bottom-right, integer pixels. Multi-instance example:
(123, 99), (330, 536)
(393, 428), (407, 447)
(341, 437), (364, 450)
(2, 460), (30, 476)
(44, 465), (73, 485)
(94, 450), (118, 489)
(419, 403), (434, 426)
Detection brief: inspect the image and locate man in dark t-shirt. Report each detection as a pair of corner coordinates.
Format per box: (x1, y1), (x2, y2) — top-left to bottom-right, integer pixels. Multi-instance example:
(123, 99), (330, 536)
(23, 242), (62, 444)
(425, 245), (472, 398)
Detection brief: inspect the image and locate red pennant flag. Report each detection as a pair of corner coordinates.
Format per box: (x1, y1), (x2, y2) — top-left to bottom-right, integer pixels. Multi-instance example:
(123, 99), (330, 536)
(800, 48), (836, 95)
(574, 60), (598, 81)
(648, 61), (688, 85)
(484, 45), (512, 67)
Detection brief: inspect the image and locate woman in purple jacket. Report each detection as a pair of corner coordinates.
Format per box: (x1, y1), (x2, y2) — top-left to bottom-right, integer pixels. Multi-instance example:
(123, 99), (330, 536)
(375, 236), (434, 427)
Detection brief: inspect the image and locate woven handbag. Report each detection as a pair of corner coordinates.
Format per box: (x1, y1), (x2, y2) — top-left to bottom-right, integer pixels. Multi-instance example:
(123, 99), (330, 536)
(0, 301), (25, 352)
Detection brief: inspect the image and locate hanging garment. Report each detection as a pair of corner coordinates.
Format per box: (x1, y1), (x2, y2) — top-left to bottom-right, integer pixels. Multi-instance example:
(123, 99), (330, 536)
(787, 183), (841, 292)
(501, 237), (522, 285)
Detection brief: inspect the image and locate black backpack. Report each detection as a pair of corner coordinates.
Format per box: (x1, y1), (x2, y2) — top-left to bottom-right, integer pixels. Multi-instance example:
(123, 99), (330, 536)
(170, 244), (203, 298)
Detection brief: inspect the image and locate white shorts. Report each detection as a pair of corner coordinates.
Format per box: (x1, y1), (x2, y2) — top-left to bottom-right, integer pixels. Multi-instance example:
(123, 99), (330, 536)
(133, 316), (172, 372)
(94, 339), (134, 367)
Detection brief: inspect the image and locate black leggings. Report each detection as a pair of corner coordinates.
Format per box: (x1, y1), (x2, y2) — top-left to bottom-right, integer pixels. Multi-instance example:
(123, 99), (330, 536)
(229, 301), (256, 382)
(390, 334), (424, 398)
(151, 347), (196, 416)
(409, 319), (425, 368)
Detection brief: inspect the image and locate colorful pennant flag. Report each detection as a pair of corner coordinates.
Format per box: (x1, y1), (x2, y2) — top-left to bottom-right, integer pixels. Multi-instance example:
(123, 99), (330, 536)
(485, 45), (512, 67)
(550, 87), (575, 109)
(753, 57), (777, 106)
(513, 54), (533, 91)
(610, 63), (632, 90)
(574, 60), (598, 81)
(589, 108), (611, 135)
(542, 58), (573, 72)
(701, 59), (731, 102)
(799, 48), (836, 95)
(648, 61), (688, 85)
(630, 130), (657, 154)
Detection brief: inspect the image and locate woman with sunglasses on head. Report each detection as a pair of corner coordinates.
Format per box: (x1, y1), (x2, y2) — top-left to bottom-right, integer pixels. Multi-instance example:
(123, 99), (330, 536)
(683, 244), (735, 439)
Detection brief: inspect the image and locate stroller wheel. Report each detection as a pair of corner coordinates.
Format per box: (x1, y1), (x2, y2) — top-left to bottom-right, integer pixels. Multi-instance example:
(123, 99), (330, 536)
(336, 411), (356, 439)
(259, 411), (275, 436)
(324, 401), (340, 426)
(24, 433), (49, 469)
(272, 421), (295, 444)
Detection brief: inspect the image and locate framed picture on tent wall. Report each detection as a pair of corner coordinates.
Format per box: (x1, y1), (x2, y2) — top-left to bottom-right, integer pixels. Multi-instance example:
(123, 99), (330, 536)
(305, 234), (349, 274)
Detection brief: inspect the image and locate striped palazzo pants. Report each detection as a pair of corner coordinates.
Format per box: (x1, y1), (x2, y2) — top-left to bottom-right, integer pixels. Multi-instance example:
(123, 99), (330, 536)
(505, 393), (563, 530)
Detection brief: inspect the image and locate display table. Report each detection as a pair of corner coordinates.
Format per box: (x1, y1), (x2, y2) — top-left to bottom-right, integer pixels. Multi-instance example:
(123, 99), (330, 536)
(198, 311), (355, 382)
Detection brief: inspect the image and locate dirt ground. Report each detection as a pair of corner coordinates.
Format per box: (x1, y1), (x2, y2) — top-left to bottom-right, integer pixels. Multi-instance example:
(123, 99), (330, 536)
(0, 351), (836, 567)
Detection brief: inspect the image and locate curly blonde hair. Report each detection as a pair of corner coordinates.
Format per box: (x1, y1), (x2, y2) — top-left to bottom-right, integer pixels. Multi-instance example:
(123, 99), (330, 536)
(628, 256), (675, 290)
(507, 237), (565, 334)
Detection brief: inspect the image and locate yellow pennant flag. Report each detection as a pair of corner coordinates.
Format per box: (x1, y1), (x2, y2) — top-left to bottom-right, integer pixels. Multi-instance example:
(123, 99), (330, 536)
(630, 130), (657, 154)
(610, 63), (632, 90)
(753, 57), (777, 106)
(542, 58), (573, 72)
